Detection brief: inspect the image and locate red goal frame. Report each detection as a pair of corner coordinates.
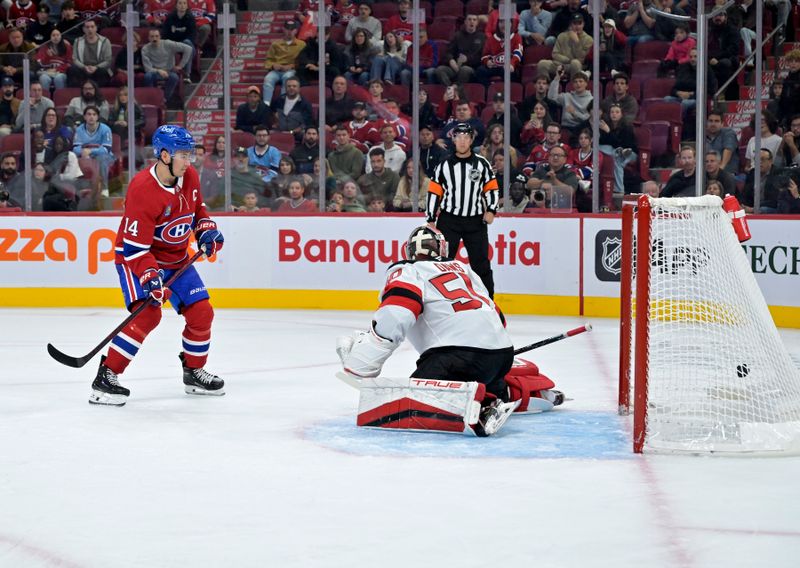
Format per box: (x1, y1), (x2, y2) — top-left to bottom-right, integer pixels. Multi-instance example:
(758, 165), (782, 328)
(618, 195), (651, 454)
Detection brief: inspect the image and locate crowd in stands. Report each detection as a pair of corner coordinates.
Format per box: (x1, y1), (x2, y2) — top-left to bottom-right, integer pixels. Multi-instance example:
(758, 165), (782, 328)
(0, 0), (217, 209)
(1, 0), (799, 214)
(211, 0), (800, 214)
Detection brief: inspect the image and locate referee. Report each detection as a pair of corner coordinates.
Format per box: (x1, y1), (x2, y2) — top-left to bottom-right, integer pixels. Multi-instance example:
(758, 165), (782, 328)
(426, 122), (499, 297)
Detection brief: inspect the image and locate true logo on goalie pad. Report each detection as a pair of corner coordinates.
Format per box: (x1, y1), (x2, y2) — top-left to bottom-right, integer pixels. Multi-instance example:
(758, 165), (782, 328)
(357, 377), (483, 435)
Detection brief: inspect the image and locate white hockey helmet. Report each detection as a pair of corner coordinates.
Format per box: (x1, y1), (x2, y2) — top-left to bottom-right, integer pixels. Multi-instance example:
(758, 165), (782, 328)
(406, 225), (448, 260)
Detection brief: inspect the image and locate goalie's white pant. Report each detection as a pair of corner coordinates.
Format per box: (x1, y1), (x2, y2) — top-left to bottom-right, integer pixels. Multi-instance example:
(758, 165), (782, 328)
(356, 376), (517, 436)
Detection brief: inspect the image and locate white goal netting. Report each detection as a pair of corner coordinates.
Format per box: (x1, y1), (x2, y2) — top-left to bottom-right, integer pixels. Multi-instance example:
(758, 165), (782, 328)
(629, 195), (800, 454)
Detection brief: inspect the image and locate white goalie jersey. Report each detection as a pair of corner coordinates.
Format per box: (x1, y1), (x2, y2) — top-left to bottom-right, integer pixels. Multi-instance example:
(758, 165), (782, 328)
(374, 259), (512, 353)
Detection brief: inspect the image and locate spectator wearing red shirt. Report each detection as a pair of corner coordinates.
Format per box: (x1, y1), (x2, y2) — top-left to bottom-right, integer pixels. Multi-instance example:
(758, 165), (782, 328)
(36, 28), (72, 92)
(276, 178), (319, 212)
(475, 25), (522, 85)
(522, 123), (567, 176)
(346, 101), (374, 153)
(333, 0), (357, 26)
(187, 0), (215, 50)
(142, 0), (175, 26)
(568, 128), (603, 187)
(383, 0), (412, 42)
(6, 0), (37, 30)
(74, 0), (111, 28)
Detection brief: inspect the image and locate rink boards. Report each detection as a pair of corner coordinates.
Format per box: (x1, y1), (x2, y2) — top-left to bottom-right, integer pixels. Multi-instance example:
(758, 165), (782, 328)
(0, 213), (797, 327)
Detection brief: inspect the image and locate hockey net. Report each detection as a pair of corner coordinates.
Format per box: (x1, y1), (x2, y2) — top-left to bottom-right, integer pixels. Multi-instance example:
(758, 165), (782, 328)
(618, 195), (800, 454)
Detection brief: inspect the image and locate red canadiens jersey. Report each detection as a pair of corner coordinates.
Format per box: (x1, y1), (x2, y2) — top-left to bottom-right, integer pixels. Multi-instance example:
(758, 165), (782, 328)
(375, 259), (511, 353)
(347, 119), (374, 152)
(142, 0), (176, 24)
(8, 1), (37, 27)
(114, 165), (211, 278)
(187, 0), (215, 27)
(74, 0), (107, 17)
(481, 33), (522, 68)
(383, 15), (412, 40)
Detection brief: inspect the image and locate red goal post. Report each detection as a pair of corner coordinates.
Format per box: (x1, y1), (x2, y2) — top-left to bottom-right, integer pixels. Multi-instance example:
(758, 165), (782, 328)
(617, 195), (800, 455)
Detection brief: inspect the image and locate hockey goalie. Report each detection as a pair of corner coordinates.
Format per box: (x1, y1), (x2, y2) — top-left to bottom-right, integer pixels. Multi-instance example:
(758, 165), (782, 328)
(336, 225), (564, 437)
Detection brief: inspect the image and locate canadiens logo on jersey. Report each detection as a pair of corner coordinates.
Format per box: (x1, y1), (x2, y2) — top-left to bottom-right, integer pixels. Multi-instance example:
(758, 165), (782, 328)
(156, 214), (195, 245)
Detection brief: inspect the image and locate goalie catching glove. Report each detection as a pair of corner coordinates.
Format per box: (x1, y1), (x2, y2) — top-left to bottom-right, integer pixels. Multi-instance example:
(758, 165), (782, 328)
(336, 323), (398, 378)
(195, 219), (224, 257)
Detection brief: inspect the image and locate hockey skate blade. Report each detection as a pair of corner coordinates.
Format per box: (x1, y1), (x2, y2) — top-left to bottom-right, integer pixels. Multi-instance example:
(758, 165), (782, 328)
(88, 390), (128, 406)
(184, 385), (226, 396)
(336, 371), (363, 389)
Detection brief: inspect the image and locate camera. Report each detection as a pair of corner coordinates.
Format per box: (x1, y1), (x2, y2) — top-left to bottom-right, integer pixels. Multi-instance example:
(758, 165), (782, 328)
(533, 190), (546, 202)
(775, 165), (800, 190)
(0, 182), (8, 203)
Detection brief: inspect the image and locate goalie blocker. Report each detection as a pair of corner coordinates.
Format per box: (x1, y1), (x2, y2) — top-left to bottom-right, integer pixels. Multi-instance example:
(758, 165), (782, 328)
(351, 358), (563, 436)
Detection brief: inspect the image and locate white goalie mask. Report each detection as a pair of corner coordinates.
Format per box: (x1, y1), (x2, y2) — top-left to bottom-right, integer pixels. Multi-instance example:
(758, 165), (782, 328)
(406, 226), (449, 260)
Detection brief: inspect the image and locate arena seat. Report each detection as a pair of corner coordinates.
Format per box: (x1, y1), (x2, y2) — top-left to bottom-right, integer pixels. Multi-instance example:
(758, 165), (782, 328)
(631, 60), (661, 80)
(428, 20), (457, 41)
(523, 44), (553, 66)
(53, 88), (81, 108)
(462, 83), (486, 106)
(644, 120), (671, 164)
(372, 3), (396, 19)
(643, 101), (682, 153)
(633, 41), (670, 62)
(435, 0), (465, 19)
(0, 133), (24, 153)
(270, 131), (296, 154)
(487, 82), (522, 103)
(383, 83), (410, 105)
(641, 78), (676, 101)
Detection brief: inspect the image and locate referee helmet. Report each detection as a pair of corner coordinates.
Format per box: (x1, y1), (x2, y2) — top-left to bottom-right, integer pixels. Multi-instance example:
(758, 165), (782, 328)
(451, 122), (475, 137)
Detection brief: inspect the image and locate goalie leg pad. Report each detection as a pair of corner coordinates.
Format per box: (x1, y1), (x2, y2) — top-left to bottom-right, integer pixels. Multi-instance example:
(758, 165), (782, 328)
(337, 327), (397, 378)
(357, 376), (486, 434)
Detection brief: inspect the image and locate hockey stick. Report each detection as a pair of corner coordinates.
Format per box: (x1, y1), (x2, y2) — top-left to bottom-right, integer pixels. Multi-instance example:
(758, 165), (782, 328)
(337, 325), (593, 390)
(47, 250), (205, 368)
(513, 324), (592, 355)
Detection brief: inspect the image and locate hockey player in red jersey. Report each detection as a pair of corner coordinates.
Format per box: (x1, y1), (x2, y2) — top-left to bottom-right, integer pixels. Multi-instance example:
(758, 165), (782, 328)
(337, 226), (524, 436)
(89, 125), (225, 406)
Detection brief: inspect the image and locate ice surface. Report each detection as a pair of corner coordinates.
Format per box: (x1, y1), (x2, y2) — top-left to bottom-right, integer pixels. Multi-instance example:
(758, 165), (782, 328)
(1, 308), (799, 568)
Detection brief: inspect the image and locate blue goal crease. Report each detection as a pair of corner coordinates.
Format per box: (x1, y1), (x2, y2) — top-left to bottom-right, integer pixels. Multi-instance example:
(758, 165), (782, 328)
(303, 411), (633, 460)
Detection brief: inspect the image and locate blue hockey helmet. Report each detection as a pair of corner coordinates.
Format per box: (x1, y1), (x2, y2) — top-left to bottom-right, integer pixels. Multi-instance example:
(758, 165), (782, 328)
(152, 125), (196, 159)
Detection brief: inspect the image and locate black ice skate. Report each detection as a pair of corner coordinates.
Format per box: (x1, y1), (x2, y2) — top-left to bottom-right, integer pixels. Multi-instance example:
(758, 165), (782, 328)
(180, 353), (225, 396)
(88, 356), (130, 406)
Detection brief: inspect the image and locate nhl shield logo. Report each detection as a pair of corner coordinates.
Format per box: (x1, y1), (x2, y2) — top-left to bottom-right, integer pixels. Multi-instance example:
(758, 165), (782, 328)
(601, 236), (622, 275)
(595, 230), (623, 282)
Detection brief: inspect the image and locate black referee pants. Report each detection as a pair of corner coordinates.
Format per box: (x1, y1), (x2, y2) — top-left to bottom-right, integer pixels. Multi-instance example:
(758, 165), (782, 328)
(436, 211), (495, 297)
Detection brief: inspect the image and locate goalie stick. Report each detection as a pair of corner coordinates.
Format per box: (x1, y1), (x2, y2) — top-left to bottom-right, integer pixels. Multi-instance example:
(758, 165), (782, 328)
(337, 324), (593, 389)
(47, 250), (205, 368)
(512, 324), (592, 355)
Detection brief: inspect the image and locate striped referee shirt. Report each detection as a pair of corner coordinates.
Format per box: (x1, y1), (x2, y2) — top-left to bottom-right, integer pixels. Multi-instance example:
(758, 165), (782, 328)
(426, 153), (499, 222)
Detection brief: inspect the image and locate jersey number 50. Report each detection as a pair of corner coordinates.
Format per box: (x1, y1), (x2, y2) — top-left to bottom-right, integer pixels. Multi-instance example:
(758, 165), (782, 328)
(430, 272), (490, 312)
